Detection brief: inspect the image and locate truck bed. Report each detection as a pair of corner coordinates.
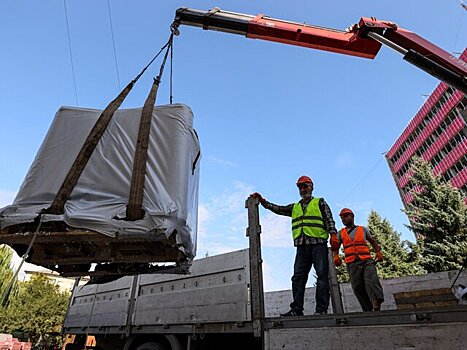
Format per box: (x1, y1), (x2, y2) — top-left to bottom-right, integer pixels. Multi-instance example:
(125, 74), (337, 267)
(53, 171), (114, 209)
(63, 248), (467, 349)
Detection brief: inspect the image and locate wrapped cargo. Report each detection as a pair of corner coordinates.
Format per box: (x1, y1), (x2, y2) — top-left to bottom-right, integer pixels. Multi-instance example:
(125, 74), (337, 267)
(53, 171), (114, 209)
(0, 103), (200, 276)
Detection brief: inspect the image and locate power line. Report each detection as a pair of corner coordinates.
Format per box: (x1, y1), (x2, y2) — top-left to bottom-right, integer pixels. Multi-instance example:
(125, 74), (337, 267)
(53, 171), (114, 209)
(342, 153), (386, 202)
(63, 0), (78, 106)
(106, 0), (121, 89)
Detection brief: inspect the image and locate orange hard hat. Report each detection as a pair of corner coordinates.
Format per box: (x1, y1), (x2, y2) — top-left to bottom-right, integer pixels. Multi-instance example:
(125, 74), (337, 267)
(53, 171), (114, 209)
(296, 175), (313, 186)
(339, 208), (354, 217)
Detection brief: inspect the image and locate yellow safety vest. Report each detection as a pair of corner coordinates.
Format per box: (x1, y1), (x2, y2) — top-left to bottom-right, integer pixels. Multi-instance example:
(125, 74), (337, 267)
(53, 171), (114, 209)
(291, 198), (328, 240)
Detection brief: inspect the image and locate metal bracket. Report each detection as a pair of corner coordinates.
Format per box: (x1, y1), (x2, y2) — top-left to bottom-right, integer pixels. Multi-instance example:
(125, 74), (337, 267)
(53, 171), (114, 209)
(415, 313), (432, 322)
(335, 318), (348, 326)
(203, 7), (221, 30)
(272, 320), (283, 328)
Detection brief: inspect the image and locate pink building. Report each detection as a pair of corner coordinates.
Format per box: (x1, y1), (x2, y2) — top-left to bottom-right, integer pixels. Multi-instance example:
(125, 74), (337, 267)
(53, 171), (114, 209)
(386, 49), (467, 206)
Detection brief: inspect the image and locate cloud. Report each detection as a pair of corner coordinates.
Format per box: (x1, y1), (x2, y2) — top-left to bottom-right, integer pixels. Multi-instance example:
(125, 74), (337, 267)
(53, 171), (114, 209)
(0, 189), (16, 208)
(194, 181), (298, 292)
(263, 259), (291, 292)
(335, 152), (353, 168)
(207, 155), (237, 167)
(261, 213), (290, 248)
(196, 181), (254, 257)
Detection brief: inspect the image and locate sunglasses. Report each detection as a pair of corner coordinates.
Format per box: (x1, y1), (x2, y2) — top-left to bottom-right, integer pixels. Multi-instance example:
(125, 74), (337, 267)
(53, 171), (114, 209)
(297, 184), (311, 189)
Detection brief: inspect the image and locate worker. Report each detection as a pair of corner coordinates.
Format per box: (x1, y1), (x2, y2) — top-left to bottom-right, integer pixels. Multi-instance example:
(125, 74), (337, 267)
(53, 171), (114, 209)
(331, 208), (384, 311)
(251, 175), (337, 316)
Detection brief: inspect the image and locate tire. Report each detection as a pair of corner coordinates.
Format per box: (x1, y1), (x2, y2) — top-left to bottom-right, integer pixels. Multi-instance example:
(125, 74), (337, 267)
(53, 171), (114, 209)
(134, 341), (169, 350)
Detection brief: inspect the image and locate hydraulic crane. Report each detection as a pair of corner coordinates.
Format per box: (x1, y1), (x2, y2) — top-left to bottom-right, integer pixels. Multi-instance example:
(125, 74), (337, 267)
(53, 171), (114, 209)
(172, 8), (467, 94)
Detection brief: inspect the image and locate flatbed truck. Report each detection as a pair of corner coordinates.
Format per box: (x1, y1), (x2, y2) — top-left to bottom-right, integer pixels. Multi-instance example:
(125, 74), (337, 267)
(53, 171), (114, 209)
(62, 198), (467, 350)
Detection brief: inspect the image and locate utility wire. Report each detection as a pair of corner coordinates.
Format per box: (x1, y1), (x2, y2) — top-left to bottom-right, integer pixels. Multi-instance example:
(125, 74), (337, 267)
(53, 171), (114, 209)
(106, 0), (121, 89)
(453, 1), (466, 52)
(63, 0), (79, 106)
(342, 154), (386, 202)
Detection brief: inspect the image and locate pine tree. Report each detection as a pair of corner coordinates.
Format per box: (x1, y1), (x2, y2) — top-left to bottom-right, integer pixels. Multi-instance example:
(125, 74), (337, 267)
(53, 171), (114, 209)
(404, 157), (467, 272)
(368, 211), (424, 278)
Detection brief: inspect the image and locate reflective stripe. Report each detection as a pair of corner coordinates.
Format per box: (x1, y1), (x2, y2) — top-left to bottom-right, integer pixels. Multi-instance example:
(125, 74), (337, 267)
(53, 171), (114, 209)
(341, 226), (371, 264)
(291, 198), (328, 240)
(291, 215), (323, 223)
(344, 243), (369, 248)
(292, 222), (325, 230)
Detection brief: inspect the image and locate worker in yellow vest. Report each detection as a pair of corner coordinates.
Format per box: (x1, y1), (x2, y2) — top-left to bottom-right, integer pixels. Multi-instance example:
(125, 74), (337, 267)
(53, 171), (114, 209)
(251, 175), (337, 316)
(332, 208), (384, 311)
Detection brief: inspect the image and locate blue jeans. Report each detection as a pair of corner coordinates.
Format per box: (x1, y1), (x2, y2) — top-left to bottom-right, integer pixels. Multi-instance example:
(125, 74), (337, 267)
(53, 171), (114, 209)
(290, 244), (330, 313)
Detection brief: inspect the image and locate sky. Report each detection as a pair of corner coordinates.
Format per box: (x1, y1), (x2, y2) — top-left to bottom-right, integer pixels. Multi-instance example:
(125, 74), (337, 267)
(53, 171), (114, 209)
(0, 1), (465, 292)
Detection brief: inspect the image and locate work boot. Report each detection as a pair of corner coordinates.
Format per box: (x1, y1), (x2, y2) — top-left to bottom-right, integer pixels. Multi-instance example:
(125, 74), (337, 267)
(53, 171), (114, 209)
(313, 311), (327, 315)
(280, 309), (303, 317)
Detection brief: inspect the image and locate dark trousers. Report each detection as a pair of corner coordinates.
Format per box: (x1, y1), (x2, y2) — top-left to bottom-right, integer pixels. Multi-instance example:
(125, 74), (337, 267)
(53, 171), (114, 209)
(347, 259), (384, 312)
(290, 244), (330, 313)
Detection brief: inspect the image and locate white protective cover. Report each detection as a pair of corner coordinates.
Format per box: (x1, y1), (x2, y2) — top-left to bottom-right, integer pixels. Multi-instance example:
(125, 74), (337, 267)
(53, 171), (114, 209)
(0, 104), (200, 259)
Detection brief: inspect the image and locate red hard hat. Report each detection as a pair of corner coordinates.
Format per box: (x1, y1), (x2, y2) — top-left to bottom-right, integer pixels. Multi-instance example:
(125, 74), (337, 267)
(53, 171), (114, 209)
(339, 208), (354, 217)
(296, 175), (313, 186)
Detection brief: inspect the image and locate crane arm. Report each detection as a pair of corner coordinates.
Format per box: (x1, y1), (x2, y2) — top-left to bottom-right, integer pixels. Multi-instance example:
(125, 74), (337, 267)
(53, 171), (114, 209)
(173, 8), (467, 94)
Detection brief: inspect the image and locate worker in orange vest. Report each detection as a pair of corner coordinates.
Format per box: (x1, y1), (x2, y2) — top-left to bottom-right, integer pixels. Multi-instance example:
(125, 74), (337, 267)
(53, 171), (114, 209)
(331, 208), (384, 311)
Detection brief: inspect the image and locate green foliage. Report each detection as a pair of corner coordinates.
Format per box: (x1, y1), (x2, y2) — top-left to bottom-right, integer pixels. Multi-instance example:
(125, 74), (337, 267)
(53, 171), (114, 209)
(335, 211), (424, 283)
(0, 244), (15, 307)
(335, 254), (349, 283)
(0, 274), (70, 343)
(404, 157), (467, 272)
(368, 211), (424, 278)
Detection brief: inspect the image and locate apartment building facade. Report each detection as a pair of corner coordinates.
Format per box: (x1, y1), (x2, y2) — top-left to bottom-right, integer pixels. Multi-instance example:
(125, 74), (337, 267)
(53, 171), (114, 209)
(386, 50), (467, 206)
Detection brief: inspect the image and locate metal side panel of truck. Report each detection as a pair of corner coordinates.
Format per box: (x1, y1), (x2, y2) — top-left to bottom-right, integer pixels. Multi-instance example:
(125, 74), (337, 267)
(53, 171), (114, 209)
(63, 247), (467, 350)
(64, 248), (252, 333)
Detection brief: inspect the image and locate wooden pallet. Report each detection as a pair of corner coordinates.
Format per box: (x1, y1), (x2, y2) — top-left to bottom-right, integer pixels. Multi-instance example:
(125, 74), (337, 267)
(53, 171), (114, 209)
(394, 288), (458, 310)
(0, 222), (188, 277)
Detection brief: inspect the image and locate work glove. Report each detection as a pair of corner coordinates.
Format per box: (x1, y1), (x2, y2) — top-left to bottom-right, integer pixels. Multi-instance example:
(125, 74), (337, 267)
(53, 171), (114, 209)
(375, 251), (384, 262)
(250, 192), (265, 204)
(333, 253), (342, 267)
(330, 233), (340, 251)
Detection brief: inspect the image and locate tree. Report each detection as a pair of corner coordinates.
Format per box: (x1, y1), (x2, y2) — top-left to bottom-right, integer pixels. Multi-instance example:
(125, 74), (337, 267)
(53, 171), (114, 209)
(367, 210), (424, 279)
(335, 211), (424, 283)
(0, 244), (15, 306)
(404, 157), (467, 272)
(0, 274), (70, 344)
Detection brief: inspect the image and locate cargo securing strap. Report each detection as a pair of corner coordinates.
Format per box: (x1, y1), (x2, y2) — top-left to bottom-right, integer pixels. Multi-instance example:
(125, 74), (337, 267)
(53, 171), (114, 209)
(127, 34), (174, 220)
(45, 33), (175, 219)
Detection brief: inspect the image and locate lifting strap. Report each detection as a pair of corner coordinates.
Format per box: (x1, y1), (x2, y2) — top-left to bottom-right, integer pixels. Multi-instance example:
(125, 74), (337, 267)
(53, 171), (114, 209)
(126, 34), (174, 220)
(45, 34), (174, 216)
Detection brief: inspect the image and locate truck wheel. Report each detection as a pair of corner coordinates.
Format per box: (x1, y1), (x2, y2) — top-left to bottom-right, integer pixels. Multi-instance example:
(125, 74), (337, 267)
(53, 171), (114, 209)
(134, 341), (169, 350)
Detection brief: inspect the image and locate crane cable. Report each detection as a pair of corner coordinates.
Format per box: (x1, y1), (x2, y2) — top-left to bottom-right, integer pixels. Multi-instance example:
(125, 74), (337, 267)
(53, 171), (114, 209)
(63, 0), (78, 105)
(106, 0), (121, 89)
(0, 215), (44, 307)
(170, 37), (174, 104)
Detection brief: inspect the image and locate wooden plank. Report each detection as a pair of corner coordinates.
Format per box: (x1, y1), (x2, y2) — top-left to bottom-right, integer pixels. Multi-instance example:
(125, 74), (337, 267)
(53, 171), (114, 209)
(395, 293), (456, 304)
(394, 288), (453, 299)
(0, 229), (169, 244)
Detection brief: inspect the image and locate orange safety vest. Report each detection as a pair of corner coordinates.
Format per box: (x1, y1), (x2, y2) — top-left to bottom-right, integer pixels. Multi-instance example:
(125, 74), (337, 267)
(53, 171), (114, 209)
(341, 226), (372, 264)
